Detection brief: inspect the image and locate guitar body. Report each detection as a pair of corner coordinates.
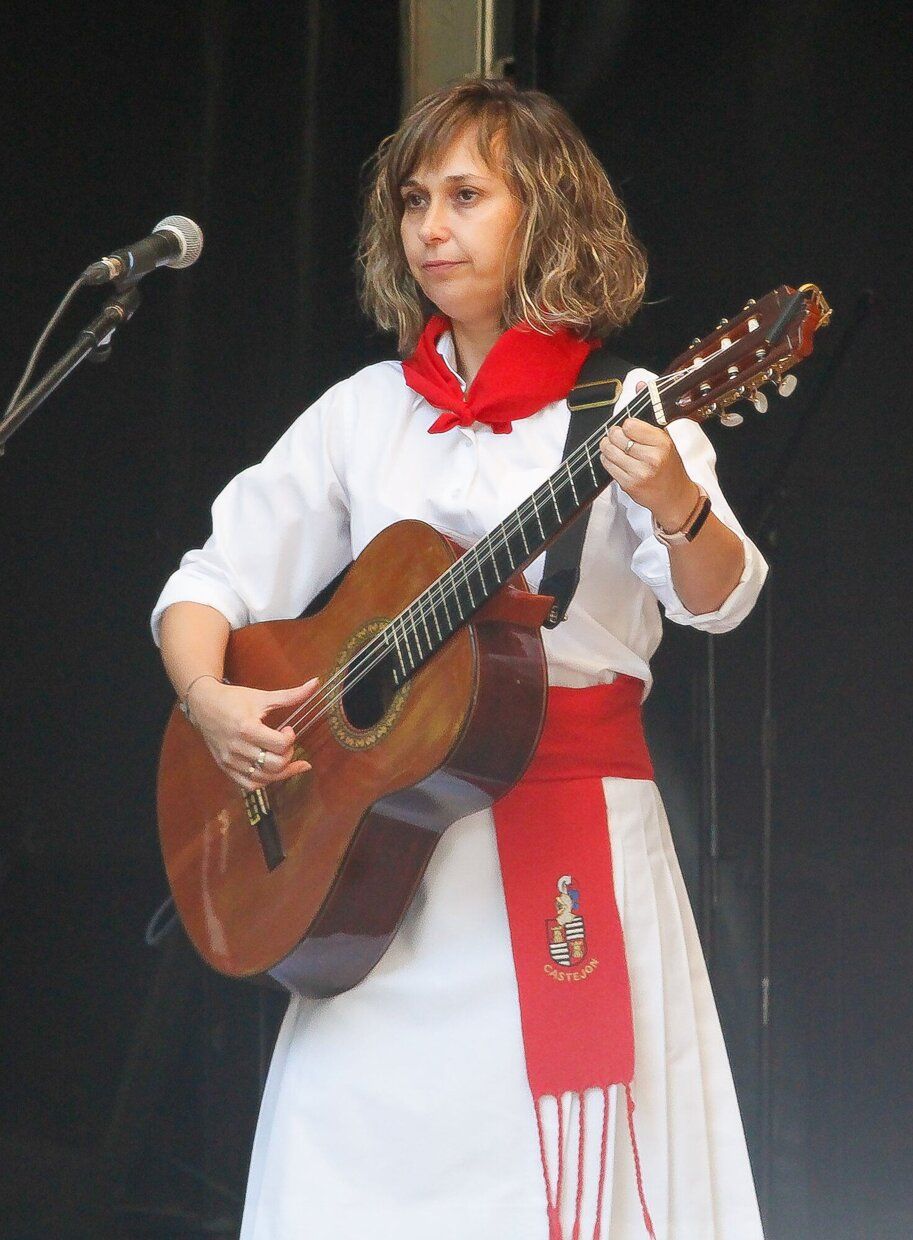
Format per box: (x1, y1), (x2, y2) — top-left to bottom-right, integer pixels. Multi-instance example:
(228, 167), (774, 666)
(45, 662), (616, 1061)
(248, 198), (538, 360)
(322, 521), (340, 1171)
(157, 519), (550, 997)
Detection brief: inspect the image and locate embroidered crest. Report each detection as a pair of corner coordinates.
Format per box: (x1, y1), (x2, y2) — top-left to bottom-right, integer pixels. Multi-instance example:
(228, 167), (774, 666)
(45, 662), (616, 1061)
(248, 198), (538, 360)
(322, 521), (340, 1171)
(546, 874), (587, 966)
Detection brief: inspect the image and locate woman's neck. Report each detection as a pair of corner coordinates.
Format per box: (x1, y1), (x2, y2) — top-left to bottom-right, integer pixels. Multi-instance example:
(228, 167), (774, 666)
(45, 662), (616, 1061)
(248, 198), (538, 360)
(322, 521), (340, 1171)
(450, 316), (502, 387)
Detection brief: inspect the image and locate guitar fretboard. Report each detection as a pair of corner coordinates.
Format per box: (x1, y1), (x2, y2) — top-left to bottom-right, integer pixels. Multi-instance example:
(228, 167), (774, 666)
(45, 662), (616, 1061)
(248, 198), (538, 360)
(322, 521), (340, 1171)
(381, 405), (643, 685)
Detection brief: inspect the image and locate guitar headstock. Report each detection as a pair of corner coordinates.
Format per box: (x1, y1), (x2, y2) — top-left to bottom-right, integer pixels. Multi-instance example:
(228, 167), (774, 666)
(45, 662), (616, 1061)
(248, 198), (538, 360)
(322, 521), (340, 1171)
(659, 284), (832, 427)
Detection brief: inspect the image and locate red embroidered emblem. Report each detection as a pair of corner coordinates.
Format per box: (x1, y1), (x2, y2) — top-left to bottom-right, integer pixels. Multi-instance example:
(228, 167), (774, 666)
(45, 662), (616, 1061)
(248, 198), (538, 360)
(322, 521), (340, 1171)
(545, 874), (587, 966)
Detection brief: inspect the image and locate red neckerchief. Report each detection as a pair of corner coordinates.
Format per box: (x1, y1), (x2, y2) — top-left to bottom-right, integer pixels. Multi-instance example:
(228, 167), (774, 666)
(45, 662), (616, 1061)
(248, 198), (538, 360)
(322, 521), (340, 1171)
(494, 679), (656, 1240)
(402, 314), (600, 434)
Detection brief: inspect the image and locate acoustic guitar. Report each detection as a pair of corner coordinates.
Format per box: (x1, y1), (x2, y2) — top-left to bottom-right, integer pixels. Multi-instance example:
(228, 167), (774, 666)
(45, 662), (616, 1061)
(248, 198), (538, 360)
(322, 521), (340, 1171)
(157, 284), (831, 996)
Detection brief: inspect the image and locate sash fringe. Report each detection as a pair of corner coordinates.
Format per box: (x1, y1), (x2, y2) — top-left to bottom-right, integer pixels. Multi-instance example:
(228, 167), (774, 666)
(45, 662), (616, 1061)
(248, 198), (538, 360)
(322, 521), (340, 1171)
(625, 1084), (657, 1239)
(536, 1086), (654, 1239)
(592, 1087), (611, 1240)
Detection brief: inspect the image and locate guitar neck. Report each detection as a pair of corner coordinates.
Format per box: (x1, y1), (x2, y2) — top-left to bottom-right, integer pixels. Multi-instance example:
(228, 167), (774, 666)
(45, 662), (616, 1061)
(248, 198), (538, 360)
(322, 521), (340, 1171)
(382, 390), (658, 685)
(373, 283), (833, 688)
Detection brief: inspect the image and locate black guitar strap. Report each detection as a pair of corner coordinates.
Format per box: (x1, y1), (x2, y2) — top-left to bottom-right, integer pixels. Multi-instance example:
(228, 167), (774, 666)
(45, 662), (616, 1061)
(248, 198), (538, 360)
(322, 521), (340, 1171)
(539, 347), (635, 628)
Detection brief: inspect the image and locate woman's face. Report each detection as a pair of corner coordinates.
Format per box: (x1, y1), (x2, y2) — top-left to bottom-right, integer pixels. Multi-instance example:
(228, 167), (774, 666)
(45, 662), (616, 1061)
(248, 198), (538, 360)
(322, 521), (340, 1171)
(399, 125), (522, 333)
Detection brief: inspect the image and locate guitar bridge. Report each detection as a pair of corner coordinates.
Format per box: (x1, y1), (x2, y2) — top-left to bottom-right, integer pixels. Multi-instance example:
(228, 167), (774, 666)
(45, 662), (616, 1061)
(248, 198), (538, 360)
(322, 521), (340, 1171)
(244, 788), (285, 871)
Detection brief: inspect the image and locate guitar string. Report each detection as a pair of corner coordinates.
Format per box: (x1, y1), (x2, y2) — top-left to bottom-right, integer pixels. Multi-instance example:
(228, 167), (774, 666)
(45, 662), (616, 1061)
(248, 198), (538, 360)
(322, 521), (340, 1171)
(274, 369), (692, 741)
(278, 326), (770, 745)
(275, 377), (677, 739)
(274, 317), (772, 739)
(275, 358), (750, 742)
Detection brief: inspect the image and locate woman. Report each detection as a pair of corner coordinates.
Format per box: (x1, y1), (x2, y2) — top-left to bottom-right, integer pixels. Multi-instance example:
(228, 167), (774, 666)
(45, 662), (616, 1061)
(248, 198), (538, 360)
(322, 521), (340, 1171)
(153, 78), (767, 1239)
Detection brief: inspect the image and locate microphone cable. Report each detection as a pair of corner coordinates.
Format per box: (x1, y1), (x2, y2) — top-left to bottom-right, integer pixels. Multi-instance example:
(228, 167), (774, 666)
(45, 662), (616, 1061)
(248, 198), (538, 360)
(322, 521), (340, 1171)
(3, 270), (90, 422)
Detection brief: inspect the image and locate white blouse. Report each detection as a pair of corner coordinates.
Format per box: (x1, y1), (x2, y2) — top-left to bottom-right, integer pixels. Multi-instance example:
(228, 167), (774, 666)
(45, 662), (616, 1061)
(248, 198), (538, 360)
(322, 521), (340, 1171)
(151, 333), (767, 694)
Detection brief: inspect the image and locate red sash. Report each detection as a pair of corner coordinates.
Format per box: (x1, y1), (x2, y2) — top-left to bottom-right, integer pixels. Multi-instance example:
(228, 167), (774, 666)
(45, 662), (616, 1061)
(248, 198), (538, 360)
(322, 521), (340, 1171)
(493, 677), (656, 1239)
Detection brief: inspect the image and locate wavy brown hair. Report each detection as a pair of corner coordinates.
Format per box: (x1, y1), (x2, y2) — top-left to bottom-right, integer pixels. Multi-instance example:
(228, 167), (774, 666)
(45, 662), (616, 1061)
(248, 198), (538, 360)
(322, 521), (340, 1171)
(357, 77), (647, 355)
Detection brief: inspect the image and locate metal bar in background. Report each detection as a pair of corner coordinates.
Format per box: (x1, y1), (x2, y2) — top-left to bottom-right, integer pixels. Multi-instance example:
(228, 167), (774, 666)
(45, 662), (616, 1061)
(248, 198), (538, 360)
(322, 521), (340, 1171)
(400, 0), (519, 111)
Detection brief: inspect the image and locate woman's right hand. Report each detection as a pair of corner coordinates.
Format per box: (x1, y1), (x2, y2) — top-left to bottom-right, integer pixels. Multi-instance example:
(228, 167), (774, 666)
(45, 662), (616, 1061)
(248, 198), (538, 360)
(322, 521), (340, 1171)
(185, 676), (320, 792)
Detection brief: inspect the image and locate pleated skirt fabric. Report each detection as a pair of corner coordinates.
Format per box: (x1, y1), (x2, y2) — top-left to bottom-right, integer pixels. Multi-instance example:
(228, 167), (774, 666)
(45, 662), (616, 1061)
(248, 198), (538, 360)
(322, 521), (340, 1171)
(239, 778), (765, 1240)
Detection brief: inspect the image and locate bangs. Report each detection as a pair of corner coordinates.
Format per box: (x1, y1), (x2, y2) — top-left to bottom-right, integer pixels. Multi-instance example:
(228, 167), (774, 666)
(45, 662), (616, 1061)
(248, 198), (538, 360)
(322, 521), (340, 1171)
(388, 99), (510, 197)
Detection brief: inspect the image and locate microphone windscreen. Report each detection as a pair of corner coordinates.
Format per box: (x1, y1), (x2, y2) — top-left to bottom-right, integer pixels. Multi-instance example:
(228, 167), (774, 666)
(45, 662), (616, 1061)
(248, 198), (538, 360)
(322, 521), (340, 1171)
(153, 215), (204, 269)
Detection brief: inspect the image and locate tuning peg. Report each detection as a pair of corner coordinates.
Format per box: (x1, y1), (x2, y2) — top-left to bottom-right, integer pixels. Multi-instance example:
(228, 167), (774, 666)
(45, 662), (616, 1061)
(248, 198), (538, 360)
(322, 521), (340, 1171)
(751, 391), (769, 413)
(778, 374), (798, 397)
(720, 410), (744, 427)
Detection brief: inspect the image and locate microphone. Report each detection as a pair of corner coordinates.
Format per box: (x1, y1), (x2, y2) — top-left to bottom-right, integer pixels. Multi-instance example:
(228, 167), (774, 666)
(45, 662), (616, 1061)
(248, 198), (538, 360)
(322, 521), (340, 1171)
(83, 215), (204, 285)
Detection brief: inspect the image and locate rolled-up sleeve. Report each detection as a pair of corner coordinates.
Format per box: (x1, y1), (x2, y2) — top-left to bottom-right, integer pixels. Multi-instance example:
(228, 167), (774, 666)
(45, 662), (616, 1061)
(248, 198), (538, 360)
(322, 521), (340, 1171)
(150, 381), (353, 646)
(615, 370), (768, 634)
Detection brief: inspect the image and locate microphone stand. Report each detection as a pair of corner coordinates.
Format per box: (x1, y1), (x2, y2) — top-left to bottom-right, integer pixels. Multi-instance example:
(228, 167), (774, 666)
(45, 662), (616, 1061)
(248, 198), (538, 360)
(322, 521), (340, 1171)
(698, 290), (874, 1230)
(0, 283), (142, 454)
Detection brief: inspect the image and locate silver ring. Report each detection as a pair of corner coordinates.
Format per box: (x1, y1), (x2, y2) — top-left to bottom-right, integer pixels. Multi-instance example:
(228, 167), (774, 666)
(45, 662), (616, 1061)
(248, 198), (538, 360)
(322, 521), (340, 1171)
(624, 438), (635, 454)
(255, 748), (267, 770)
(247, 763), (257, 776)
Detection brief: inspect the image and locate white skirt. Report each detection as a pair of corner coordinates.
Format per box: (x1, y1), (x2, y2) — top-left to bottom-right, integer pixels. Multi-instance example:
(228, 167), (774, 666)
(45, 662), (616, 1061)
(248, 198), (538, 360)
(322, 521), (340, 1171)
(239, 778), (764, 1240)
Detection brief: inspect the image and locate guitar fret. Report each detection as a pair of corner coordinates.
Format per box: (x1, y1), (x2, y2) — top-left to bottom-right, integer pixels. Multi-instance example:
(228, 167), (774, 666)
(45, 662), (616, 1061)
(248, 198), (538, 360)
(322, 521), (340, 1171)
(479, 553), (494, 592)
(494, 529), (516, 580)
(399, 620), (416, 671)
(431, 584), (448, 629)
(547, 476), (562, 522)
(408, 615), (426, 661)
(531, 496), (546, 540)
(567, 463), (579, 506)
(518, 515), (531, 553)
(418, 605), (432, 649)
(429, 599), (443, 641)
(464, 568), (477, 609)
(392, 630), (407, 678)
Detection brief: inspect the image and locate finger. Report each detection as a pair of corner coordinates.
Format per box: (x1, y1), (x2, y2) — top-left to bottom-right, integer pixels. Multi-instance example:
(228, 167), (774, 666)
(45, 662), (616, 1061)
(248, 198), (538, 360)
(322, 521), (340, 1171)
(259, 758), (313, 785)
(240, 745), (282, 776)
(607, 425), (637, 455)
(606, 423), (659, 464)
(257, 680), (321, 745)
(225, 764), (262, 793)
(239, 720), (303, 756)
(620, 416), (668, 446)
(263, 678), (321, 712)
(600, 437), (648, 481)
(245, 744), (310, 775)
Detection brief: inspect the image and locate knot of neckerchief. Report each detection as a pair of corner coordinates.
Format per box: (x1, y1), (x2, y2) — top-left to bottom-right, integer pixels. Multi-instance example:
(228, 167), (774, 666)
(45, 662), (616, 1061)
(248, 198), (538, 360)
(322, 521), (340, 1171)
(402, 314), (600, 435)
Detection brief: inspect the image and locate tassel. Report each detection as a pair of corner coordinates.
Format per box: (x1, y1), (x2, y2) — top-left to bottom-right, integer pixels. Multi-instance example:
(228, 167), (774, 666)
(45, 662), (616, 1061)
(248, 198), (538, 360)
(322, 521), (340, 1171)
(537, 1086), (655, 1240)
(572, 1091), (587, 1240)
(556, 1102), (566, 1221)
(625, 1084), (656, 1240)
(536, 1100), (563, 1240)
(592, 1087), (611, 1240)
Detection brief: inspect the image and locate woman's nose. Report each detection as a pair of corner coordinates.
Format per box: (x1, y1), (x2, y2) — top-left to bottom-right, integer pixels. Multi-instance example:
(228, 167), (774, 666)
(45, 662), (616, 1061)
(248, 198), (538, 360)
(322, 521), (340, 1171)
(419, 199), (450, 244)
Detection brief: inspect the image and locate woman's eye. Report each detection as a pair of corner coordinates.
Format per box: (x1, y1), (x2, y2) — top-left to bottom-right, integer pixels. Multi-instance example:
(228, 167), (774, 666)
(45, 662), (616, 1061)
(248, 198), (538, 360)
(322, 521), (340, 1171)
(456, 188), (478, 204)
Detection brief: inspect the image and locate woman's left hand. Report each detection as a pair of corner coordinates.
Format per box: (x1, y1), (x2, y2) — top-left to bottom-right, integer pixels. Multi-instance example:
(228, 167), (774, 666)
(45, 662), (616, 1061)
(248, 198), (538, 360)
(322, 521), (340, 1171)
(599, 416), (699, 533)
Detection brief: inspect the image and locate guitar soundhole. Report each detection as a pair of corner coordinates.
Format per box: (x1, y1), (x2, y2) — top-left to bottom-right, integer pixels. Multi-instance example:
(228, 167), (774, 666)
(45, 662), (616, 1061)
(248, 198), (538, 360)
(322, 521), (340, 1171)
(341, 655), (397, 731)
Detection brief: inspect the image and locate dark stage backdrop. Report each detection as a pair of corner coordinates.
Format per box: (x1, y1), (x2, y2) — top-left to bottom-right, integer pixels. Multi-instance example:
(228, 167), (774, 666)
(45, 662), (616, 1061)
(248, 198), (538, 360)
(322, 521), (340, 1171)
(1, 3), (910, 1238)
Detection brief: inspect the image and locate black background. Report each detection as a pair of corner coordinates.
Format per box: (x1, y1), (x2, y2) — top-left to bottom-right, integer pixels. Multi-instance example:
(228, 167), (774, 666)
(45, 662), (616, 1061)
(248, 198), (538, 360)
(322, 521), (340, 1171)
(1, 3), (910, 1237)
